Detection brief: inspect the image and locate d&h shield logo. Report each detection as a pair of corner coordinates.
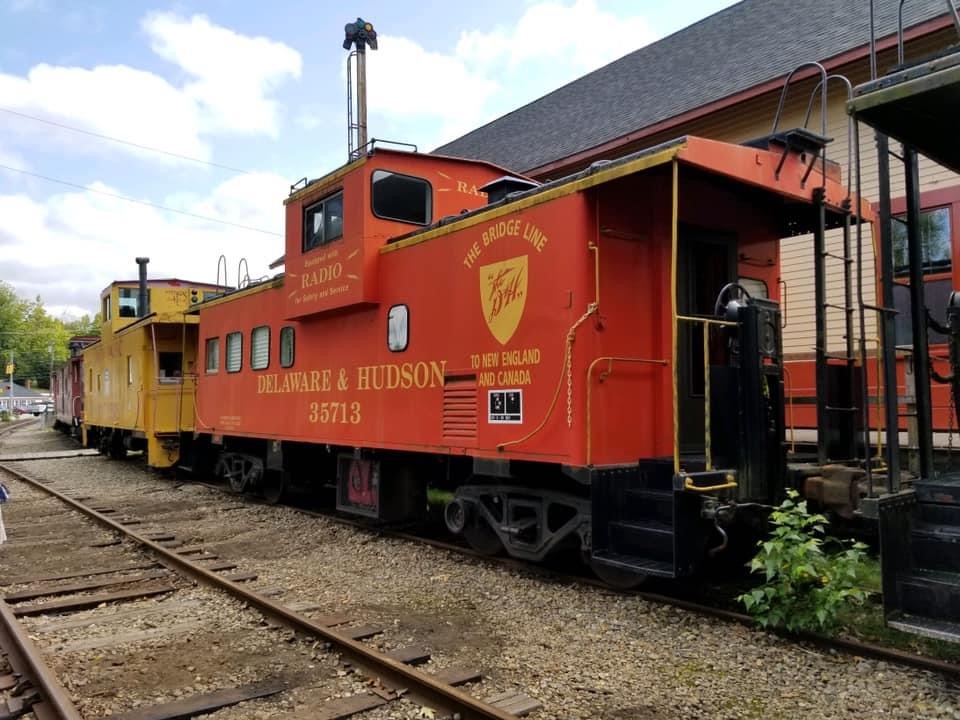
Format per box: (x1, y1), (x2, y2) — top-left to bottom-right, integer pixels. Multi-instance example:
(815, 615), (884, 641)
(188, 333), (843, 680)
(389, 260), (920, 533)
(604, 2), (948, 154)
(479, 255), (528, 345)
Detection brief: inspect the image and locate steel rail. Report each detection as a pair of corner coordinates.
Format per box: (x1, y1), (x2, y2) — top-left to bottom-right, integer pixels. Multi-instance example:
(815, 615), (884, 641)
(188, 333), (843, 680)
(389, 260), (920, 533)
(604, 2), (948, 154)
(0, 462), (516, 720)
(0, 599), (83, 720)
(0, 418), (40, 438)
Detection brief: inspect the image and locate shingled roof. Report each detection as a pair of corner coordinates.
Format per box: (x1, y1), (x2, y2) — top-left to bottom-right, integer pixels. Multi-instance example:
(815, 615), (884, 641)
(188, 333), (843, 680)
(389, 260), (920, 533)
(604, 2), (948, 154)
(434, 0), (952, 174)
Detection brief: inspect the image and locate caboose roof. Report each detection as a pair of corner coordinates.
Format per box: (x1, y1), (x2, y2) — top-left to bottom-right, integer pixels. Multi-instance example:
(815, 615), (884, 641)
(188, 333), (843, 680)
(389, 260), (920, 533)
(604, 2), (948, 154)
(433, 0), (952, 176)
(284, 146), (529, 206)
(382, 134), (871, 255)
(99, 278), (223, 298)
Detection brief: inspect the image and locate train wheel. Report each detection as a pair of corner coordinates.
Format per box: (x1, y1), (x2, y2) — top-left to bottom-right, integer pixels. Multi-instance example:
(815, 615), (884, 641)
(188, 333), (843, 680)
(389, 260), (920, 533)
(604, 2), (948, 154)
(589, 558), (648, 589)
(261, 471), (286, 505)
(463, 516), (504, 556)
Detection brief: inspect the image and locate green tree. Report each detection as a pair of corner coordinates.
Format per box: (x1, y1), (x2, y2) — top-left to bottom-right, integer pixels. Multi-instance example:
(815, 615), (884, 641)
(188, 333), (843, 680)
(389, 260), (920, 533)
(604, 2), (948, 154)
(0, 282), (73, 389)
(63, 313), (102, 337)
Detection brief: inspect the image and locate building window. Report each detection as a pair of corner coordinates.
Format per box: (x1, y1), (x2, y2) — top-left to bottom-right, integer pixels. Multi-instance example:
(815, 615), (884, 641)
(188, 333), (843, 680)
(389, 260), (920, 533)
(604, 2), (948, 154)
(127, 356), (133, 385)
(303, 192), (344, 251)
(280, 327), (295, 368)
(226, 332), (242, 372)
(251, 326), (270, 370)
(205, 337), (220, 373)
(892, 206), (951, 276)
(89, 368), (93, 390)
(372, 170), (432, 225)
(387, 305), (409, 352)
(103, 295), (112, 321)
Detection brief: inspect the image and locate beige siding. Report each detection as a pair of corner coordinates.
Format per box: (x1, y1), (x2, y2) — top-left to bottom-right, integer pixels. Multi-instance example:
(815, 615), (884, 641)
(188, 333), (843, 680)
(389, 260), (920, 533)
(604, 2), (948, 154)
(547, 30), (959, 357)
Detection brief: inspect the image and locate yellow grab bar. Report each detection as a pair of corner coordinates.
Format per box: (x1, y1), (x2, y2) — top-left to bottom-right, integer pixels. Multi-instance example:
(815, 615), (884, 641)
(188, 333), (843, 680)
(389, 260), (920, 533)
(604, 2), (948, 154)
(682, 474), (738, 493)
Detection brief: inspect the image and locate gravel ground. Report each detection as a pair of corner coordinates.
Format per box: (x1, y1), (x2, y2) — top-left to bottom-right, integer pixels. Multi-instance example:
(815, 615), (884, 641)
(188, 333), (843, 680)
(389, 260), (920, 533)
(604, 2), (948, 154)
(2, 423), (960, 719)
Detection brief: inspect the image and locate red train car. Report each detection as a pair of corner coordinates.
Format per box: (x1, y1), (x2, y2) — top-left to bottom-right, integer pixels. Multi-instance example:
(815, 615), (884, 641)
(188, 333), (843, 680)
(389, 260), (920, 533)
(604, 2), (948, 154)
(188, 135), (861, 584)
(51, 335), (98, 435)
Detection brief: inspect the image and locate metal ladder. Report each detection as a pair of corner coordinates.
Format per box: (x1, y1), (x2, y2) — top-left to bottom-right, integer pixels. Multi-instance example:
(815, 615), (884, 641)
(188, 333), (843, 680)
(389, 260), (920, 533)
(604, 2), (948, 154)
(774, 63), (864, 465)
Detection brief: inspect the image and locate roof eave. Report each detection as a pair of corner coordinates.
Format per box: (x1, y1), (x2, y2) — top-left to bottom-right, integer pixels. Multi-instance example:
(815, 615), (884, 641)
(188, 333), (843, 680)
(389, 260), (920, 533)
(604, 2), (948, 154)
(523, 14), (955, 179)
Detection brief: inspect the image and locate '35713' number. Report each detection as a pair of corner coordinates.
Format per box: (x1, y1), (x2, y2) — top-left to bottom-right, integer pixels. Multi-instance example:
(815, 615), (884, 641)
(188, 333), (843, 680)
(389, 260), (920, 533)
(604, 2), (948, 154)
(308, 401), (360, 425)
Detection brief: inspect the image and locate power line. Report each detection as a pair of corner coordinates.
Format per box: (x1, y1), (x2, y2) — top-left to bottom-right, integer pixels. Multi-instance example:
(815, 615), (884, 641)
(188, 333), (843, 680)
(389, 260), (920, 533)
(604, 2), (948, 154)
(0, 106), (254, 175)
(0, 163), (282, 237)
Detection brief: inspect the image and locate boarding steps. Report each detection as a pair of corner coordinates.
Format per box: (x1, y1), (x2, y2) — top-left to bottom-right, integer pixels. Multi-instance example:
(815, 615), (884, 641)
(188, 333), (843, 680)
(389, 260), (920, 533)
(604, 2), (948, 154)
(591, 459), (709, 580)
(888, 474), (960, 642)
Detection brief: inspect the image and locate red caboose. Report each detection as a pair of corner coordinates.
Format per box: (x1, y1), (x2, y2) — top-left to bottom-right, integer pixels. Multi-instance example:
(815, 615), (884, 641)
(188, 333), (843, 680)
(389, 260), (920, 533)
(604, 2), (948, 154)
(191, 135), (862, 584)
(51, 335), (98, 436)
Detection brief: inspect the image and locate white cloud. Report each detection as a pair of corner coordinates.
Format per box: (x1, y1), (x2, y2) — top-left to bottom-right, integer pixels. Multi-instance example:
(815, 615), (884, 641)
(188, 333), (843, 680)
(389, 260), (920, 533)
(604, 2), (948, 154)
(364, 0), (656, 149)
(367, 35), (498, 122)
(457, 0), (655, 72)
(0, 63), (207, 161)
(0, 13), (301, 165)
(143, 12), (302, 137)
(0, 172), (289, 315)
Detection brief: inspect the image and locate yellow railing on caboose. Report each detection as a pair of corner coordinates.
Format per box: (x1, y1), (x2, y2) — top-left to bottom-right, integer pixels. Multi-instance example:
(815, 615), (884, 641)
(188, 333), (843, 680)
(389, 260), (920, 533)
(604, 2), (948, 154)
(669, 159), (738, 492)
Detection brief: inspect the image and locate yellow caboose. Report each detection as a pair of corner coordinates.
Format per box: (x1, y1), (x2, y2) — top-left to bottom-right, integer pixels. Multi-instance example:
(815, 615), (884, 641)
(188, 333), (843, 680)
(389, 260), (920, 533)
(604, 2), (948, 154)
(82, 259), (221, 468)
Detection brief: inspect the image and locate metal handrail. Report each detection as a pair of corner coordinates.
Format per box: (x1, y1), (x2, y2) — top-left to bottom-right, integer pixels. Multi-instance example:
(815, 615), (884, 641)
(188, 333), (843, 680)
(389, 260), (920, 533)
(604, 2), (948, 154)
(772, 61), (829, 139)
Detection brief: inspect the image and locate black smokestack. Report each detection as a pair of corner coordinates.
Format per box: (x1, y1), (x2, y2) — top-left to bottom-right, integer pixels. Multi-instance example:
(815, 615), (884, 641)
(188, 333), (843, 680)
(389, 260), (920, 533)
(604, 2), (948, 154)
(135, 257), (149, 318)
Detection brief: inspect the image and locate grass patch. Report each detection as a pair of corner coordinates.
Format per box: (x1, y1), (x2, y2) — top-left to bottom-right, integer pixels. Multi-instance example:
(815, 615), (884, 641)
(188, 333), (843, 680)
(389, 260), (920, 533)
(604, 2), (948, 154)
(835, 601), (960, 663)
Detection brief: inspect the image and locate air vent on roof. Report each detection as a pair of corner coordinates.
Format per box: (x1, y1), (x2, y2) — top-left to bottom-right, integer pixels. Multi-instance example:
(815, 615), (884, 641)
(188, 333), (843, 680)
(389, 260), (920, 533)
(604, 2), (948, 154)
(479, 175), (540, 205)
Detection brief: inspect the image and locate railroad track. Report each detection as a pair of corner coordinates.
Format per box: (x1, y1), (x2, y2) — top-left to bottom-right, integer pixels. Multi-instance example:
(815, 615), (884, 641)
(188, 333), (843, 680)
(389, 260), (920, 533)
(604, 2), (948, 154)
(1, 420), (957, 717)
(183, 484), (960, 683)
(0, 451), (541, 718)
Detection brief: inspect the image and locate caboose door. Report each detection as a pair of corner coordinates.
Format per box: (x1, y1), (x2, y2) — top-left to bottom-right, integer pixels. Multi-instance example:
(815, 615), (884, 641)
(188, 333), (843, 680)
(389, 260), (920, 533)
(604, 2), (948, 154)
(676, 225), (737, 454)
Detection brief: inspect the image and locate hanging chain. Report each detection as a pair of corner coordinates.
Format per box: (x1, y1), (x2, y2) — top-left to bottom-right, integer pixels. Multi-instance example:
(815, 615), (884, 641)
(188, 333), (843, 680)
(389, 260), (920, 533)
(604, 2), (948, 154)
(566, 304), (599, 427)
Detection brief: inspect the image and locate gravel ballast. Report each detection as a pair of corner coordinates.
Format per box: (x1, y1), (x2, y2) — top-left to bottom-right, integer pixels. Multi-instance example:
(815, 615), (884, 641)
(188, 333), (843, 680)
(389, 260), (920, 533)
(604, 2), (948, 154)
(1, 423), (959, 719)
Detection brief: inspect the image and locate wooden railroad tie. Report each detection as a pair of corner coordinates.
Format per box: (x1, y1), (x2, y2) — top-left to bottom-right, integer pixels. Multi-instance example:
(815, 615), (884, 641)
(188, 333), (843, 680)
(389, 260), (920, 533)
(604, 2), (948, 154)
(11, 585), (176, 617)
(4, 569), (169, 602)
(102, 679), (288, 720)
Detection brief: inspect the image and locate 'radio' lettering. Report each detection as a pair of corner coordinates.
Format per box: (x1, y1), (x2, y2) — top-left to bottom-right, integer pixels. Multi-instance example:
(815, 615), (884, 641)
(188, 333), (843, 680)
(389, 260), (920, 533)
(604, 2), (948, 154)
(301, 262), (343, 288)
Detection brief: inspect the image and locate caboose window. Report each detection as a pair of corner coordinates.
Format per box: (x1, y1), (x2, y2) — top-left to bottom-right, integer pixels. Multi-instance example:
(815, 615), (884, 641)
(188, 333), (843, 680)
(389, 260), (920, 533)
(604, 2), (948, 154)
(251, 326), (270, 370)
(372, 170), (431, 225)
(738, 277), (768, 299)
(226, 332), (242, 372)
(303, 192), (344, 252)
(158, 352), (182, 383)
(118, 287), (150, 317)
(280, 326), (295, 367)
(387, 304), (409, 352)
(205, 337), (220, 373)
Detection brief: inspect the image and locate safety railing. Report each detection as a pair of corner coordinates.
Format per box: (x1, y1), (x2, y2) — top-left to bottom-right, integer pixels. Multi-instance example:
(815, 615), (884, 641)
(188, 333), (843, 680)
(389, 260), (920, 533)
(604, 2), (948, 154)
(673, 314), (738, 475)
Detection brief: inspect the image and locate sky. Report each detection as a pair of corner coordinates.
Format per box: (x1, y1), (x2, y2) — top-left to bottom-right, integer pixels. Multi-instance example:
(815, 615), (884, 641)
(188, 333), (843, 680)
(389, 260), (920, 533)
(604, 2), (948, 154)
(0, 0), (738, 319)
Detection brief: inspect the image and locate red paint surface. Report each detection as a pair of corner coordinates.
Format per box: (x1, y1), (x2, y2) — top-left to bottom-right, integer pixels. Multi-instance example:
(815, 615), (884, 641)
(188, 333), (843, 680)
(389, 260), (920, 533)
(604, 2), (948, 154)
(197, 140), (853, 467)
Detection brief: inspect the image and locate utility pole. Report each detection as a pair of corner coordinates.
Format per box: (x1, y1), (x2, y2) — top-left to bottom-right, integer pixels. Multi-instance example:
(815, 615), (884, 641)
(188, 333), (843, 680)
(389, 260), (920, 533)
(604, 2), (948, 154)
(6, 350), (13, 414)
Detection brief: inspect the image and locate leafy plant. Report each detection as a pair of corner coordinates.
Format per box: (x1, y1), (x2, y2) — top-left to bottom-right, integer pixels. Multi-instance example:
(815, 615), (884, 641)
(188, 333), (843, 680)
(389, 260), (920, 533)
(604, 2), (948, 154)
(738, 489), (868, 632)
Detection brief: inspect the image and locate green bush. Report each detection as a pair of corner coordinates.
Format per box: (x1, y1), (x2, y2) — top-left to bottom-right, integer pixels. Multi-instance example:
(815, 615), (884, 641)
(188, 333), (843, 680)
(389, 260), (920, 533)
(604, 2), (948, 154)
(0, 410), (9, 422)
(738, 489), (868, 632)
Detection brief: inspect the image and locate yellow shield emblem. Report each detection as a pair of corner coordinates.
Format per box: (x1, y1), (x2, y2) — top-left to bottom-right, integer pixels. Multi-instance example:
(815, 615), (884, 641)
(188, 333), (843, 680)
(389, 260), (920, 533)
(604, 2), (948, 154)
(480, 255), (528, 345)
